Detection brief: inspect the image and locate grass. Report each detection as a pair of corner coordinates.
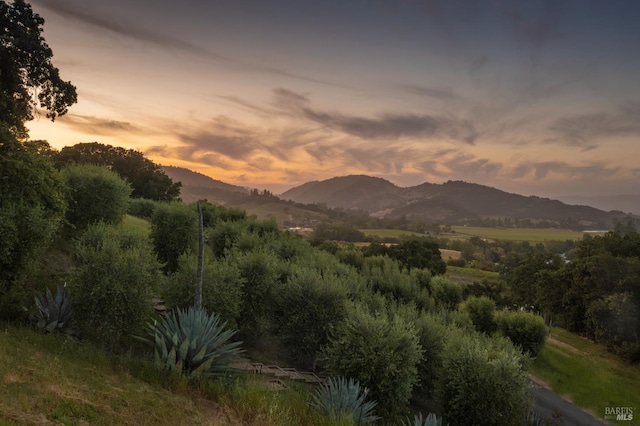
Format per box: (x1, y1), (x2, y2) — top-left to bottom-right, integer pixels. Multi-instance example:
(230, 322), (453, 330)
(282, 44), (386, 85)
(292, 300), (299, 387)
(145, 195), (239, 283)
(359, 229), (428, 239)
(121, 214), (151, 236)
(530, 327), (640, 421)
(445, 265), (502, 285)
(447, 226), (587, 242)
(0, 324), (343, 425)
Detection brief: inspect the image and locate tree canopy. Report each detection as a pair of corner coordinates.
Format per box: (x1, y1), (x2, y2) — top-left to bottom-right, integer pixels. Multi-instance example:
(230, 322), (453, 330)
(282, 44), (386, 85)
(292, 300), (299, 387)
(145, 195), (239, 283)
(0, 0), (77, 138)
(56, 142), (181, 201)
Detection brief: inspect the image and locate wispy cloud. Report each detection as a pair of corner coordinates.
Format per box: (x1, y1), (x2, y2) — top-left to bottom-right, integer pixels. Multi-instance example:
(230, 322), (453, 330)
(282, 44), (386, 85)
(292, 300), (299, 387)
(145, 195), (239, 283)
(57, 113), (139, 136)
(550, 102), (640, 145)
(272, 88), (477, 144)
(399, 84), (459, 101)
(33, 0), (343, 88)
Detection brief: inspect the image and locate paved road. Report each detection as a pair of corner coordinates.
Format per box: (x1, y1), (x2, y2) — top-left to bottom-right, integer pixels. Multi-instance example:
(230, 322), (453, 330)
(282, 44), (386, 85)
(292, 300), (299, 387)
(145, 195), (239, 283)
(531, 379), (611, 426)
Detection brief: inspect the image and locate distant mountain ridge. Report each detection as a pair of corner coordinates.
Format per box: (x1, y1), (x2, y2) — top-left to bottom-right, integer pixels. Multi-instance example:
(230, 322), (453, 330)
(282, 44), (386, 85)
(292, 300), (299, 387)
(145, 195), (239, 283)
(162, 166), (249, 203)
(281, 175), (636, 229)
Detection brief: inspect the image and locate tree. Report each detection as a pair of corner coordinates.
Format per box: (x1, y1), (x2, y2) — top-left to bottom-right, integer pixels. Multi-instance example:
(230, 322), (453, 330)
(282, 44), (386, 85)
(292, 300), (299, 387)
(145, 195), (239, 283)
(0, 131), (66, 317)
(150, 202), (198, 273)
(61, 164), (132, 231)
(388, 237), (446, 274)
(56, 142), (181, 201)
(0, 0), (77, 138)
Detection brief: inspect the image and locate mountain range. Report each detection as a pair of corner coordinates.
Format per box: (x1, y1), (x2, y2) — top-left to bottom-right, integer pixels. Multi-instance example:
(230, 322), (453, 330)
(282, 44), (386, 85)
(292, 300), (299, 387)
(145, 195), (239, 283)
(162, 167), (638, 230)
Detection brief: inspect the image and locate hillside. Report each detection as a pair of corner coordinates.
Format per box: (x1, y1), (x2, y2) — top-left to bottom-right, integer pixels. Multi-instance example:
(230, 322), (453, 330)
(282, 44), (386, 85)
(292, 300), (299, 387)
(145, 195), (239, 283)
(162, 166), (249, 204)
(282, 175), (637, 229)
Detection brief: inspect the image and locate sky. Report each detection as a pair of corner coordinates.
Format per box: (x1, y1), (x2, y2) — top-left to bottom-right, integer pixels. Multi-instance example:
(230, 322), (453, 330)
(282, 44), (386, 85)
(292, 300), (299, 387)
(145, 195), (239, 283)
(26, 0), (640, 197)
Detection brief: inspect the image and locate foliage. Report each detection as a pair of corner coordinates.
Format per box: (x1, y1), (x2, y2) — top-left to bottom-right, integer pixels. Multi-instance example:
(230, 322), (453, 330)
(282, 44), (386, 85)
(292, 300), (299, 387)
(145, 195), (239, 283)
(0, 0), (77, 138)
(162, 253), (244, 329)
(138, 307), (243, 377)
(128, 198), (158, 219)
(32, 285), (74, 336)
(150, 202), (198, 273)
(430, 276), (462, 310)
(56, 142), (180, 201)
(462, 296), (497, 335)
(274, 267), (348, 369)
(362, 256), (432, 311)
(71, 222), (161, 350)
(208, 220), (245, 258)
(435, 332), (532, 426)
(388, 237), (447, 274)
(313, 222), (367, 242)
(402, 412), (446, 426)
(585, 292), (640, 361)
(0, 135), (66, 314)
(61, 164), (132, 231)
(495, 310), (547, 357)
(321, 306), (422, 421)
(235, 250), (280, 337)
(312, 376), (380, 424)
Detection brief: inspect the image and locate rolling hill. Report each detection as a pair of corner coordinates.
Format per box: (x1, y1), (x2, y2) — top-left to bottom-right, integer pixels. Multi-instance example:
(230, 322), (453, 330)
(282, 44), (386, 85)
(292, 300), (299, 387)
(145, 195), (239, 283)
(281, 175), (637, 229)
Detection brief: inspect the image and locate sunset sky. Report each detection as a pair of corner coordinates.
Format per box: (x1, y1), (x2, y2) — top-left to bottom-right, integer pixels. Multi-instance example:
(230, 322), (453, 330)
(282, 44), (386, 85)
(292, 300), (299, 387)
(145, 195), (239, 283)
(27, 0), (640, 197)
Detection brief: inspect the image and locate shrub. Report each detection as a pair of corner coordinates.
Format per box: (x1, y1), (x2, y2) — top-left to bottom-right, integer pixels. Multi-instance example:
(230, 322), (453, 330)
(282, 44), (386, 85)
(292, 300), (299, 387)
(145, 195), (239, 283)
(274, 268), (348, 369)
(127, 198), (158, 219)
(495, 310), (547, 357)
(462, 296), (497, 334)
(435, 332), (532, 426)
(235, 250), (280, 337)
(71, 222), (161, 350)
(137, 307), (243, 377)
(32, 285), (75, 336)
(162, 253), (244, 328)
(312, 376), (380, 424)
(431, 276), (462, 310)
(321, 306), (422, 421)
(61, 164), (131, 230)
(208, 220), (244, 258)
(402, 412), (447, 426)
(150, 202), (197, 273)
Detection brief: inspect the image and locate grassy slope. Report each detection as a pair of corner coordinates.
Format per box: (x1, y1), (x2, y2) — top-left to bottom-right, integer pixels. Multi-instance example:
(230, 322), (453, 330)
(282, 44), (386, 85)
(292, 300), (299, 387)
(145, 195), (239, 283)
(531, 327), (640, 420)
(0, 325), (339, 426)
(448, 226), (587, 242)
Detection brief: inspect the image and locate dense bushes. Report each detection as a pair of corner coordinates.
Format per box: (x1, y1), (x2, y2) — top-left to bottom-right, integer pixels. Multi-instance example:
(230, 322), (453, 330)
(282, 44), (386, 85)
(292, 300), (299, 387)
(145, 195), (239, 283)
(161, 253), (244, 328)
(435, 332), (532, 426)
(495, 310), (547, 357)
(150, 202), (198, 273)
(61, 164), (131, 230)
(274, 268), (349, 369)
(463, 296), (497, 335)
(0, 137), (66, 315)
(321, 306), (422, 420)
(71, 222), (161, 349)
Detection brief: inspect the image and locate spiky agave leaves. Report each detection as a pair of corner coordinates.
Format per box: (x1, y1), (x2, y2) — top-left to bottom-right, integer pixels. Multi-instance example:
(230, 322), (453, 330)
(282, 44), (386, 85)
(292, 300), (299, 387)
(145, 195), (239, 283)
(312, 376), (380, 424)
(402, 412), (446, 426)
(32, 285), (75, 336)
(138, 307), (243, 377)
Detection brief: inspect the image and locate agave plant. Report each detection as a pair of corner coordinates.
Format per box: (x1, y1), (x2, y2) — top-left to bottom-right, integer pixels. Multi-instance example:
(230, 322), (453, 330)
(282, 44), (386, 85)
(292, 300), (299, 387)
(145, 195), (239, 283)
(137, 307), (243, 377)
(312, 376), (380, 424)
(402, 412), (447, 426)
(523, 412), (548, 426)
(32, 285), (75, 336)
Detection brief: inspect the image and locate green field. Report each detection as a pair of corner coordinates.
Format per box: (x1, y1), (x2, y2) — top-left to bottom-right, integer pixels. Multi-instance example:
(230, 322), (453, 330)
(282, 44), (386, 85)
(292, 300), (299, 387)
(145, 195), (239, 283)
(359, 229), (428, 239)
(445, 265), (502, 285)
(448, 226), (589, 242)
(531, 327), (640, 421)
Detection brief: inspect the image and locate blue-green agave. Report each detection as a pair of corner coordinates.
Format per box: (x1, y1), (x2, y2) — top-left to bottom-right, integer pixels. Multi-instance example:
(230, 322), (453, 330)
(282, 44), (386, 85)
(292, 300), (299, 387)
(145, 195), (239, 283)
(32, 285), (75, 336)
(138, 307), (243, 377)
(402, 412), (447, 426)
(312, 376), (380, 424)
